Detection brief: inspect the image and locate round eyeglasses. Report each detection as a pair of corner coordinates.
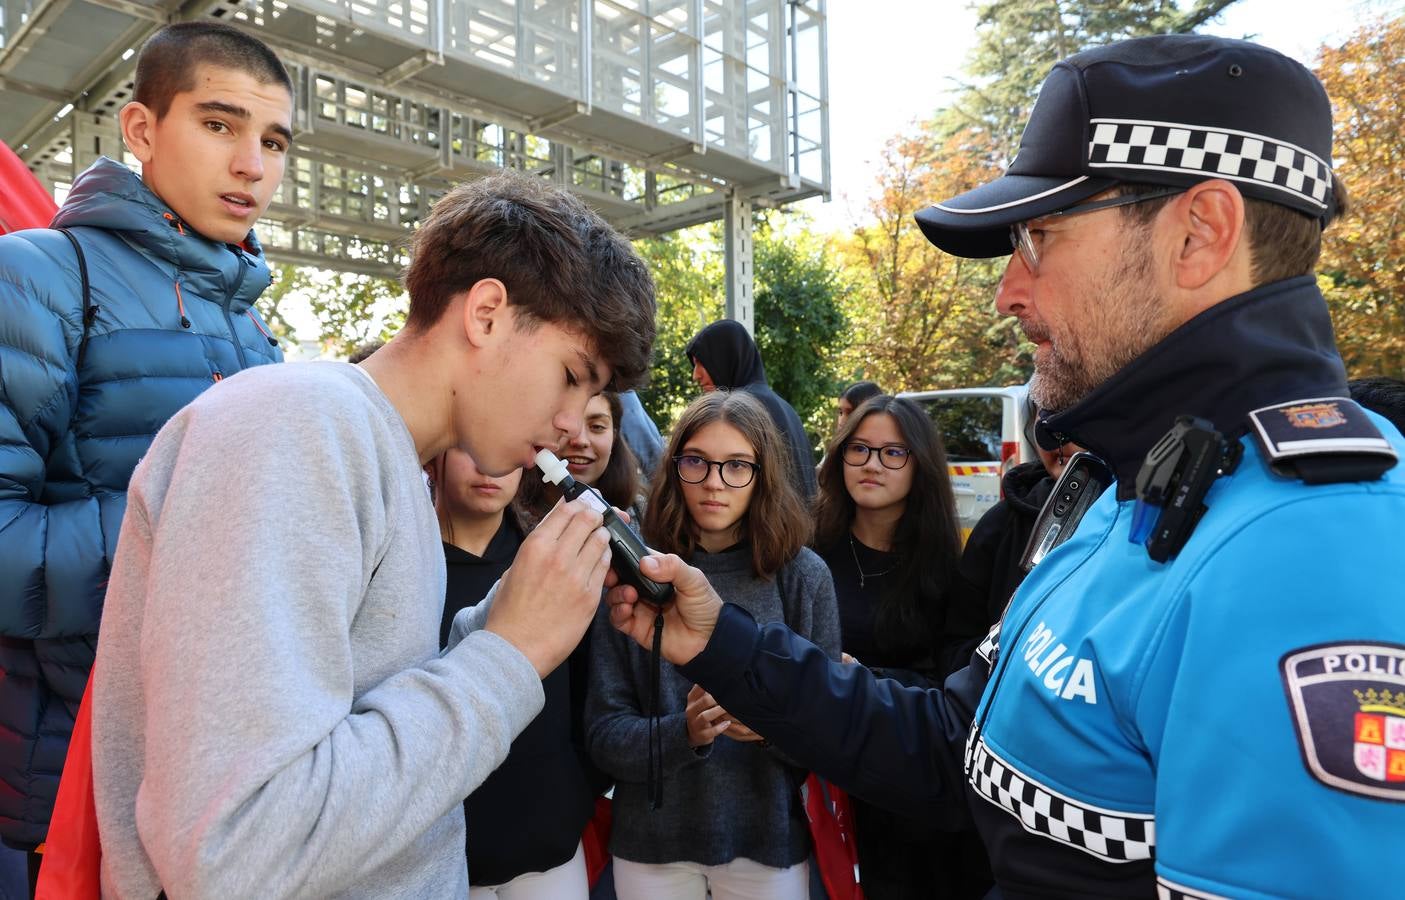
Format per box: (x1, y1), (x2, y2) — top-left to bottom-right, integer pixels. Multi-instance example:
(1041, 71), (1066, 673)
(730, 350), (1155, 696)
(1009, 188), (1184, 275)
(842, 442), (911, 470)
(673, 454), (760, 488)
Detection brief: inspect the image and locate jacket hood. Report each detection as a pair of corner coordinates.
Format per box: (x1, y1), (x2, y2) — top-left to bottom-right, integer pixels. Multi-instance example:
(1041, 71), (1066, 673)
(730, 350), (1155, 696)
(51, 157), (271, 313)
(1042, 276), (1348, 499)
(685, 319), (767, 388)
(999, 460), (1057, 517)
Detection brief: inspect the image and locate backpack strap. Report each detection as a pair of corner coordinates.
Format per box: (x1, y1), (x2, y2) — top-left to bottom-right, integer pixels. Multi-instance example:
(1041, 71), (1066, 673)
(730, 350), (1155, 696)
(55, 227), (97, 371)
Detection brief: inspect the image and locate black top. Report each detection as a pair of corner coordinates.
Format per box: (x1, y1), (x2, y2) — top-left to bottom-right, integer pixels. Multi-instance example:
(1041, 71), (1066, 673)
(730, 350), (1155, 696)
(818, 535), (902, 668)
(441, 517), (606, 886)
(950, 460), (1056, 629)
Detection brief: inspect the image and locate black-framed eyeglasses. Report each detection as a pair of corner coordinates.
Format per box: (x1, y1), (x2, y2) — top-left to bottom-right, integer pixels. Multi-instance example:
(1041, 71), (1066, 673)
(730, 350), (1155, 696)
(673, 454), (760, 488)
(1009, 188), (1184, 275)
(842, 442), (911, 470)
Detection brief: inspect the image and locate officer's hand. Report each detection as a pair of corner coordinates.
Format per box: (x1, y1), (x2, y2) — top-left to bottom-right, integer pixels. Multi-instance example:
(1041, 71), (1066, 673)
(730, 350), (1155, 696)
(606, 554), (721, 665)
(487, 498), (611, 677)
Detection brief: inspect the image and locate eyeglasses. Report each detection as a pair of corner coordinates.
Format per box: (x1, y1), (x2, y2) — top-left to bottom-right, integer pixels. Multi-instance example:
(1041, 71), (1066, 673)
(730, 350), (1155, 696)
(673, 454), (760, 488)
(842, 442), (911, 470)
(1009, 188), (1184, 275)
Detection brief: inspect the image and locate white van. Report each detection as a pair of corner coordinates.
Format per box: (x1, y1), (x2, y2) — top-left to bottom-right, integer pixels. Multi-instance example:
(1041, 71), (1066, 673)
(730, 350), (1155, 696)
(897, 385), (1038, 540)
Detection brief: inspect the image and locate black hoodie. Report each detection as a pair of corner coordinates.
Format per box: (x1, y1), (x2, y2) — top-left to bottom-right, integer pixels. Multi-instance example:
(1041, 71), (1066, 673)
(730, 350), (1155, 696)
(949, 460), (1056, 633)
(685, 319), (819, 501)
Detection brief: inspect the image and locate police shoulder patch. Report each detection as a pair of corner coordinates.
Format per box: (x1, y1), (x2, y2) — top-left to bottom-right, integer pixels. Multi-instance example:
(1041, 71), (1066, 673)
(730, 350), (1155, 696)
(1248, 396), (1397, 483)
(1280, 641), (1405, 802)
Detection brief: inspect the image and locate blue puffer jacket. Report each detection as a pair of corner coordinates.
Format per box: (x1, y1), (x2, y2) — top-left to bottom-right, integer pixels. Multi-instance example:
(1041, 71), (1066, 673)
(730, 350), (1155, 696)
(0, 157), (282, 846)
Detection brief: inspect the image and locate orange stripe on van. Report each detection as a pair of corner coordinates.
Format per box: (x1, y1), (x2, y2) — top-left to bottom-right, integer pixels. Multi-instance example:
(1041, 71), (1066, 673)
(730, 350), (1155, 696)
(948, 463), (1001, 476)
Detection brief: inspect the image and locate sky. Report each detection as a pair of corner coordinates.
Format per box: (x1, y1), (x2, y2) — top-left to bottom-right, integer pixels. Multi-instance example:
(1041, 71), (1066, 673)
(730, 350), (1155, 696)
(794, 0), (1395, 233)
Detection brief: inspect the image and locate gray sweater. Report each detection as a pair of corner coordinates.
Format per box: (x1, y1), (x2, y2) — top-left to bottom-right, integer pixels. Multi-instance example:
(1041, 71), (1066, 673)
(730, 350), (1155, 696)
(91, 362), (545, 899)
(585, 543), (839, 868)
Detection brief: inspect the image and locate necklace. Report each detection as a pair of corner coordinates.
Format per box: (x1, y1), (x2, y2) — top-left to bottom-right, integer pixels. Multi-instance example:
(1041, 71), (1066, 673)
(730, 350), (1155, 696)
(848, 534), (898, 589)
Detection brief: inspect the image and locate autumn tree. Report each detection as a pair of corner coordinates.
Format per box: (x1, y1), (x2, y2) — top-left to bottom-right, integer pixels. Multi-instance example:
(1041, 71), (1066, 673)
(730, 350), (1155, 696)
(838, 127), (1022, 394)
(1315, 14), (1405, 378)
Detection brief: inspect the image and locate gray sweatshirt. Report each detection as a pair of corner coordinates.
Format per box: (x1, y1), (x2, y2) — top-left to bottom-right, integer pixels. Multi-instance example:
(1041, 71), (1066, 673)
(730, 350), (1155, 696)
(91, 362), (545, 899)
(584, 543), (839, 869)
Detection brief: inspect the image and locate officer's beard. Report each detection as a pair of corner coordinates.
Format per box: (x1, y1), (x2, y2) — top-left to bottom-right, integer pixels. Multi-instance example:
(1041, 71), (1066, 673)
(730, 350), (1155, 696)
(1027, 237), (1171, 413)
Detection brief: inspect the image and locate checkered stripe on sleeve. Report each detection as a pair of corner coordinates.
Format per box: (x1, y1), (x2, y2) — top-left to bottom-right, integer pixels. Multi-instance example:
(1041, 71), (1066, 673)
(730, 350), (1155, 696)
(968, 736), (1155, 863)
(1157, 876), (1230, 899)
(1087, 118), (1331, 212)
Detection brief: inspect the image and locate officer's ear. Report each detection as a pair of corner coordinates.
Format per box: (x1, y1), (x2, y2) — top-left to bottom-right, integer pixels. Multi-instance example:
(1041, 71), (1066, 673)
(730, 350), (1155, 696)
(1168, 179), (1249, 293)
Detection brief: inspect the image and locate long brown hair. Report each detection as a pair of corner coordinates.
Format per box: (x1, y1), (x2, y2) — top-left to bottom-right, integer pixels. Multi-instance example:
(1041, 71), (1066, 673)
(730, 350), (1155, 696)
(516, 391), (640, 527)
(814, 395), (962, 656)
(643, 390), (810, 579)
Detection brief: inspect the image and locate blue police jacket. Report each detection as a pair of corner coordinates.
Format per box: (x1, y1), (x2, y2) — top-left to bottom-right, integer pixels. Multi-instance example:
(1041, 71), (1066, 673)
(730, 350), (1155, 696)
(0, 157), (282, 846)
(679, 276), (1405, 899)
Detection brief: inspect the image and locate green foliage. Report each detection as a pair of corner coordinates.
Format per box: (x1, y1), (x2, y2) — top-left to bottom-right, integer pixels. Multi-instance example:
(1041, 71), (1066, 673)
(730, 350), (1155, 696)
(257, 263), (407, 357)
(634, 223), (725, 431)
(634, 213), (850, 457)
(753, 215), (850, 457)
(938, 0), (1238, 157)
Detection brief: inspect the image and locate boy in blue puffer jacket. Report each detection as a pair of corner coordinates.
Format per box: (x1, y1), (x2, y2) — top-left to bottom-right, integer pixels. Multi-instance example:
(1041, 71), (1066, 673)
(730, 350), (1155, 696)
(0, 22), (289, 885)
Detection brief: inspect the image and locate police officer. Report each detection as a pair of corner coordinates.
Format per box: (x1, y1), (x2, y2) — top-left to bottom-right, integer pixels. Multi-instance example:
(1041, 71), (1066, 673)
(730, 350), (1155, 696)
(604, 34), (1405, 899)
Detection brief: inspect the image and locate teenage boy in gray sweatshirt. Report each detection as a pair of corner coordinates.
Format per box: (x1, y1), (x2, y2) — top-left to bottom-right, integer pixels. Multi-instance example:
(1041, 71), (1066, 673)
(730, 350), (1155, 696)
(89, 170), (657, 899)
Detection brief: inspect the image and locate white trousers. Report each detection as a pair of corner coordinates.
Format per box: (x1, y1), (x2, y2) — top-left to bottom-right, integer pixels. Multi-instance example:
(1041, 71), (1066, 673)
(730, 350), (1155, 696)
(612, 855), (810, 900)
(468, 841), (588, 900)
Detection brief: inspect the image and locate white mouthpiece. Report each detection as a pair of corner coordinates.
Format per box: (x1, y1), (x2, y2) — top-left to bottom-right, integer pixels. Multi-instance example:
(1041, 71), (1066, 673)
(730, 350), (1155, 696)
(535, 448), (570, 486)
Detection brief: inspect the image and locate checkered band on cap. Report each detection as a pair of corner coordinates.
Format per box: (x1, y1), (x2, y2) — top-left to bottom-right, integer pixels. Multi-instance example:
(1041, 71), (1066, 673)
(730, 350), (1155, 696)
(968, 737), (1155, 863)
(1157, 876), (1230, 900)
(1088, 118), (1332, 212)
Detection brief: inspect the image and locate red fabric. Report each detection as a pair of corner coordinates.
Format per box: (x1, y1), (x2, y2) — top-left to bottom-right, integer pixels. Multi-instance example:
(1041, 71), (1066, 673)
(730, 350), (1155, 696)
(804, 773), (864, 900)
(34, 671), (101, 899)
(580, 795), (612, 887)
(0, 143), (57, 234)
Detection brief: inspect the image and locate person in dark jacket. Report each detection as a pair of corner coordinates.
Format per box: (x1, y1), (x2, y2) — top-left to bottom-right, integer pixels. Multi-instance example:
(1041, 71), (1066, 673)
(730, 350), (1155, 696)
(813, 396), (990, 899)
(685, 319), (818, 501)
(951, 407), (1083, 629)
(0, 22), (288, 883)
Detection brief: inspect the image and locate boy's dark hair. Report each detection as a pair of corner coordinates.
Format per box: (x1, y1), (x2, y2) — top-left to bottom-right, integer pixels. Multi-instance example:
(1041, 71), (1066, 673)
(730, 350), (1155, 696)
(1350, 376), (1405, 436)
(404, 170), (657, 391)
(134, 22), (293, 119)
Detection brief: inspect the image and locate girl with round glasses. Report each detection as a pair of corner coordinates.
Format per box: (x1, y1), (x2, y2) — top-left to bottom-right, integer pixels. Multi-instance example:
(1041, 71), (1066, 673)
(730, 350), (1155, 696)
(585, 390), (839, 899)
(813, 395), (994, 899)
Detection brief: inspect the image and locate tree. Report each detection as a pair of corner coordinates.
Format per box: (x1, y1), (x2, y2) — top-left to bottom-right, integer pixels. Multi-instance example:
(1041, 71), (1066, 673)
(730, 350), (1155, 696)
(635, 213), (850, 453)
(752, 215), (849, 454)
(257, 263), (408, 358)
(942, 0), (1240, 159)
(838, 127), (1027, 395)
(1315, 14), (1405, 378)
(633, 224), (725, 430)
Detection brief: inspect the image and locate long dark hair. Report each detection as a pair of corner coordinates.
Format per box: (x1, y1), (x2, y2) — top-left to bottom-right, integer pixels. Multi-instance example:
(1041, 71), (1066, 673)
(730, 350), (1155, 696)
(644, 390), (811, 579)
(517, 391), (640, 526)
(814, 395), (962, 658)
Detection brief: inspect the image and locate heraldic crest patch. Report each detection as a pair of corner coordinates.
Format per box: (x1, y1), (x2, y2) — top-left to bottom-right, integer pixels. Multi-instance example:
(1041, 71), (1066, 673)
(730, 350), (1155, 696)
(1281, 641), (1405, 802)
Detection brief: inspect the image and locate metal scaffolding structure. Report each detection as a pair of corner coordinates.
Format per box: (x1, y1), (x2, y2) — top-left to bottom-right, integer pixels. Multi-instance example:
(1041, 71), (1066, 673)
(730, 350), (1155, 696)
(1, 0), (828, 304)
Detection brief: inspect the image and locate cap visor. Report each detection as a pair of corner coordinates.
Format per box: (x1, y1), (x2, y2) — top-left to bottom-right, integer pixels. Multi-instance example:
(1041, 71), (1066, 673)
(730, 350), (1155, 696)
(915, 173), (1115, 258)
